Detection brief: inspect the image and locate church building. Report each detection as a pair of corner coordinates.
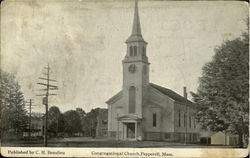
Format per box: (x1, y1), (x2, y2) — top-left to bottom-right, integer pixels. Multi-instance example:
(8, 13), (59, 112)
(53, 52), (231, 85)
(106, 0), (200, 142)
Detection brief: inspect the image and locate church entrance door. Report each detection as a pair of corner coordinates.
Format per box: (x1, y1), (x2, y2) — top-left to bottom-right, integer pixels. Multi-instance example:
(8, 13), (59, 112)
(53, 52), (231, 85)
(127, 123), (135, 139)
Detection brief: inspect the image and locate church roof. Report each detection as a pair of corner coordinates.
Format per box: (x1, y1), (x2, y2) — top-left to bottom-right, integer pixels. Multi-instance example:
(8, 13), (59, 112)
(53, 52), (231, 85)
(106, 84), (195, 105)
(105, 90), (122, 105)
(150, 83), (194, 104)
(126, 0), (147, 44)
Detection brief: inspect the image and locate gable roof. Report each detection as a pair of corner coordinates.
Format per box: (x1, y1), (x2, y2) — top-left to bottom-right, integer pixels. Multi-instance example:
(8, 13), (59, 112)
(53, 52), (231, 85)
(106, 83), (195, 105)
(150, 83), (194, 104)
(105, 90), (122, 105)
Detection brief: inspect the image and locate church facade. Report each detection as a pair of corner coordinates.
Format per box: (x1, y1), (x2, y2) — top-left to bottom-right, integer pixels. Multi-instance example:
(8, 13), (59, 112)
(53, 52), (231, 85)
(106, 1), (200, 142)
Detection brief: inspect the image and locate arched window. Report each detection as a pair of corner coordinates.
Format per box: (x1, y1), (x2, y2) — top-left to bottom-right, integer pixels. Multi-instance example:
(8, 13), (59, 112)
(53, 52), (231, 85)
(130, 46), (133, 56)
(133, 46), (137, 56)
(142, 46), (146, 56)
(129, 86), (136, 113)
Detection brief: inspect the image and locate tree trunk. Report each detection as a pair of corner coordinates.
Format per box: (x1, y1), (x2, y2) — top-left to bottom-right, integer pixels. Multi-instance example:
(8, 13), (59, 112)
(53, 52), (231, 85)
(238, 116), (245, 147)
(56, 119), (59, 137)
(238, 131), (243, 147)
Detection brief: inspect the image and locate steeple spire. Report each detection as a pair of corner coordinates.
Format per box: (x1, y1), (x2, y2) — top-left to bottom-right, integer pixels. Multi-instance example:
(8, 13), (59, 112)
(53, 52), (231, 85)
(126, 0), (146, 43)
(132, 0), (141, 36)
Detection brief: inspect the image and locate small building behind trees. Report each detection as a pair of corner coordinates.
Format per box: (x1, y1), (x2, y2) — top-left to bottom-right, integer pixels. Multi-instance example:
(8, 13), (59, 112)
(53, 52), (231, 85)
(23, 113), (44, 139)
(199, 131), (239, 146)
(96, 109), (108, 138)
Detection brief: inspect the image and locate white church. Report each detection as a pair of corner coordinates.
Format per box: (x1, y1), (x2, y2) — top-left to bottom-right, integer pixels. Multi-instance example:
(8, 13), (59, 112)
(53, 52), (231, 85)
(106, 0), (200, 142)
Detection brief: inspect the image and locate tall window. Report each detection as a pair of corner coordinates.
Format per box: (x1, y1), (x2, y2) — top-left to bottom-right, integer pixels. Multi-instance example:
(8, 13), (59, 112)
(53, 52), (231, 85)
(153, 113), (157, 127)
(178, 110), (181, 127)
(184, 114), (186, 127)
(133, 46), (137, 56)
(130, 46), (133, 56)
(129, 86), (136, 113)
(189, 115), (191, 128)
(194, 117), (196, 128)
(129, 46), (138, 56)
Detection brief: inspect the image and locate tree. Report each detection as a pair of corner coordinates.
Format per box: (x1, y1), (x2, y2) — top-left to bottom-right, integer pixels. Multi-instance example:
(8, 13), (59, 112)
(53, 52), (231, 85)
(191, 33), (249, 147)
(82, 108), (100, 137)
(0, 70), (28, 139)
(63, 110), (82, 136)
(76, 108), (86, 120)
(48, 106), (61, 137)
(75, 108), (86, 134)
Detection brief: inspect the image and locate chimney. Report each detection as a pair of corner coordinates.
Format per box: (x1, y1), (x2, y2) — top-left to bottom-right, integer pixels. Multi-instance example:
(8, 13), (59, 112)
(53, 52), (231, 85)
(183, 86), (187, 99)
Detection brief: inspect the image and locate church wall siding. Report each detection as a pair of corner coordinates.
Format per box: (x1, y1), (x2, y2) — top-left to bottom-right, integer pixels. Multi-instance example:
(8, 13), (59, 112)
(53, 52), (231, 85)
(107, 98), (126, 138)
(160, 98), (175, 133)
(142, 86), (175, 137)
(108, 104), (112, 131)
(143, 106), (162, 132)
(173, 102), (200, 133)
(172, 102), (201, 142)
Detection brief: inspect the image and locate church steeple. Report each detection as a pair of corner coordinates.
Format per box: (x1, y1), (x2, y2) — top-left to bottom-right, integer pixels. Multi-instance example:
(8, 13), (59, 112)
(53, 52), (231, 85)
(122, 0), (150, 118)
(126, 0), (146, 43)
(124, 0), (148, 64)
(132, 0), (141, 36)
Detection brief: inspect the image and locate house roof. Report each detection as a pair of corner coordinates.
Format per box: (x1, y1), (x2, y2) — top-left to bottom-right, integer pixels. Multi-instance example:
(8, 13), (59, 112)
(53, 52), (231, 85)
(200, 131), (217, 137)
(150, 83), (194, 104)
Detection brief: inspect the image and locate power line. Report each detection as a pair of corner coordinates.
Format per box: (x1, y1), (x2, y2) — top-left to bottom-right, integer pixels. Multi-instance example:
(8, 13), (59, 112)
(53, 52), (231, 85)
(184, 87), (188, 145)
(25, 99), (36, 141)
(36, 63), (58, 147)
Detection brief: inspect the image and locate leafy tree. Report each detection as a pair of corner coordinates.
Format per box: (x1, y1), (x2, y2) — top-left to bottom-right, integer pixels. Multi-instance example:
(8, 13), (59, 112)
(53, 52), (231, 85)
(191, 33), (249, 147)
(63, 110), (82, 136)
(75, 108), (86, 134)
(76, 108), (86, 120)
(57, 113), (66, 134)
(82, 108), (100, 137)
(0, 70), (28, 139)
(48, 106), (61, 136)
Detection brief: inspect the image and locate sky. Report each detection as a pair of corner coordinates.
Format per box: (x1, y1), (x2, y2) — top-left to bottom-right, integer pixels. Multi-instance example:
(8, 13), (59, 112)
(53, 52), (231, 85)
(1, 0), (248, 113)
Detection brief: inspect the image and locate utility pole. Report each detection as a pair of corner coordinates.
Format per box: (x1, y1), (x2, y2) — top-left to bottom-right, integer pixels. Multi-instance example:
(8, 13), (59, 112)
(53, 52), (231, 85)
(37, 64), (58, 147)
(117, 114), (119, 140)
(184, 86), (188, 145)
(25, 99), (35, 141)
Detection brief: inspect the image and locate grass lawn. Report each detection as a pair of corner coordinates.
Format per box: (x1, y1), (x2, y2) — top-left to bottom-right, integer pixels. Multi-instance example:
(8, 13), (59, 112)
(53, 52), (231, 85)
(1, 137), (238, 148)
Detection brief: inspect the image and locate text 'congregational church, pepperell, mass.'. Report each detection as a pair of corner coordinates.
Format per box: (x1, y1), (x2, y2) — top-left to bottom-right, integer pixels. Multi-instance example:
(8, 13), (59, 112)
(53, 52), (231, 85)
(106, 0), (200, 142)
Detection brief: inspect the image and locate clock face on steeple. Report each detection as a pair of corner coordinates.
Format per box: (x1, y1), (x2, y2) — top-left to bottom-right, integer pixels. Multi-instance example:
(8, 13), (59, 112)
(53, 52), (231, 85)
(128, 64), (137, 73)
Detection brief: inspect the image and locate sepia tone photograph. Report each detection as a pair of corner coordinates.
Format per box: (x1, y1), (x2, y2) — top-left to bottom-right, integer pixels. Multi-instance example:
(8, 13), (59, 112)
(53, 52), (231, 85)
(0, 0), (249, 157)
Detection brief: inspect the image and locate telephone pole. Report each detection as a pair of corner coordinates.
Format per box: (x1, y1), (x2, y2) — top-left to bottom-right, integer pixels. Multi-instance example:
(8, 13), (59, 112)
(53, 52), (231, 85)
(184, 87), (188, 145)
(25, 99), (35, 141)
(37, 64), (58, 147)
